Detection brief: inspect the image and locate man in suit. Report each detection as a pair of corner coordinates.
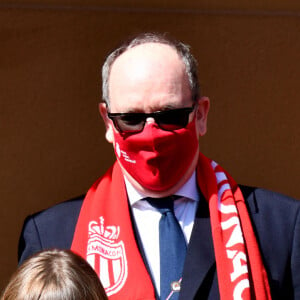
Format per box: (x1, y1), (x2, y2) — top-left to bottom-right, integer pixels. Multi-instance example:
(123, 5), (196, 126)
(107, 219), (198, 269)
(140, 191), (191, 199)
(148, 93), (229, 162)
(19, 33), (300, 300)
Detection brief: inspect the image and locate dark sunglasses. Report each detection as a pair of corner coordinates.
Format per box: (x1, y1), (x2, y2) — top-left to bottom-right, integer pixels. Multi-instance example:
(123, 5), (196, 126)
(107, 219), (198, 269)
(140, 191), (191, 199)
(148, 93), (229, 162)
(107, 104), (196, 134)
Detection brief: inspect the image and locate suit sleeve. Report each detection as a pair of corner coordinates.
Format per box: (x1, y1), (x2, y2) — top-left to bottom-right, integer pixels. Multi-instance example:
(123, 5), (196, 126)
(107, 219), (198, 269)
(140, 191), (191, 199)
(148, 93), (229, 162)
(291, 205), (300, 299)
(18, 215), (43, 264)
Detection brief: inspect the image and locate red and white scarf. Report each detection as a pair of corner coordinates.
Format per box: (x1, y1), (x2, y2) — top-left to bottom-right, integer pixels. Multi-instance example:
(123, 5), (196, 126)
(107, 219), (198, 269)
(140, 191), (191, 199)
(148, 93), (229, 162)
(71, 153), (271, 300)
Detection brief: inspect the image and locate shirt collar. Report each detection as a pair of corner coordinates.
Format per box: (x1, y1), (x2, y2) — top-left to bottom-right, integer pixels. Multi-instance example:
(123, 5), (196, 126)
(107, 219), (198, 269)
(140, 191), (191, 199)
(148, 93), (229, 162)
(125, 171), (200, 206)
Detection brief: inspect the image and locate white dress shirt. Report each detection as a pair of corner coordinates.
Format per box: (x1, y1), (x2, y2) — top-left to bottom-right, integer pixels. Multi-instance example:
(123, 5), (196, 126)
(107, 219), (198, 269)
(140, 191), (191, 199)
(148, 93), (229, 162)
(124, 172), (200, 295)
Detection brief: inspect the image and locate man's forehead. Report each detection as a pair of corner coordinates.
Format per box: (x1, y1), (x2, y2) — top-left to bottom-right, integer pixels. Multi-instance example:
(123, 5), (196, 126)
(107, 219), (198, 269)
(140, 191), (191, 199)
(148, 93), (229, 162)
(108, 42), (186, 91)
(107, 42), (191, 112)
(111, 42), (181, 71)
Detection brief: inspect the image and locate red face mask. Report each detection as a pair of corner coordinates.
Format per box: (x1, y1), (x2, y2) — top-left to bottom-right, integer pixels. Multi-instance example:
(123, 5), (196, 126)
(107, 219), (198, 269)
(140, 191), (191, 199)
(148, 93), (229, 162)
(112, 118), (199, 191)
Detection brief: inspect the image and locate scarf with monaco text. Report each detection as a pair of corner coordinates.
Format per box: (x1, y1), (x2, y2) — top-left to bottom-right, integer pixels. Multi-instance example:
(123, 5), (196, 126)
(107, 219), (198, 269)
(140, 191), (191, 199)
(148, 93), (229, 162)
(71, 153), (271, 300)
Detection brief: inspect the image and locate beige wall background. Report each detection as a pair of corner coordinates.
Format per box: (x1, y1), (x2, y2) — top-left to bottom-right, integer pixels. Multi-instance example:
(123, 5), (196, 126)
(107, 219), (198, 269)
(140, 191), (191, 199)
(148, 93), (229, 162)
(1, 0), (299, 291)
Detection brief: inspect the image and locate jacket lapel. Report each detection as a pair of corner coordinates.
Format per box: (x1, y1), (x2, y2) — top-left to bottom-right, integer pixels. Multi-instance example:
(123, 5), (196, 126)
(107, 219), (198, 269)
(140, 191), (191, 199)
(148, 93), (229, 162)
(179, 196), (218, 299)
(179, 185), (257, 299)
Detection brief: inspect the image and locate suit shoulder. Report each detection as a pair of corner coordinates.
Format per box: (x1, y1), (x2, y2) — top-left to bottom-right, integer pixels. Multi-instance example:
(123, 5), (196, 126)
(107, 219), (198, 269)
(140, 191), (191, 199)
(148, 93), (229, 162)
(240, 185), (299, 205)
(19, 195), (85, 262)
(240, 185), (300, 224)
(21, 195), (85, 247)
(239, 185), (300, 300)
(29, 195), (85, 225)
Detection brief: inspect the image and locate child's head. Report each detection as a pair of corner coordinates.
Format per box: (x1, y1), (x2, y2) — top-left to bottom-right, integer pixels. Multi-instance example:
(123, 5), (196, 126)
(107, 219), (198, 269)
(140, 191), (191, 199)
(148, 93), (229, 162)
(1, 249), (108, 300)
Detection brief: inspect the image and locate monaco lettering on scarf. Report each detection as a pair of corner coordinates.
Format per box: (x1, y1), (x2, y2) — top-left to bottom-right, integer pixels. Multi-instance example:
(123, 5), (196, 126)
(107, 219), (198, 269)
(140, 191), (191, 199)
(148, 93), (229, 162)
(71, 153), (271, 300)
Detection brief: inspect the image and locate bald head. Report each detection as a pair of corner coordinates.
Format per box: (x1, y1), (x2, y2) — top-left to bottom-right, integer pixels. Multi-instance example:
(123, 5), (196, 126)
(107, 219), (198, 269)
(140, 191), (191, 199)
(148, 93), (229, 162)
(108, 43), (192, 113)
(102, 33), (200, 107)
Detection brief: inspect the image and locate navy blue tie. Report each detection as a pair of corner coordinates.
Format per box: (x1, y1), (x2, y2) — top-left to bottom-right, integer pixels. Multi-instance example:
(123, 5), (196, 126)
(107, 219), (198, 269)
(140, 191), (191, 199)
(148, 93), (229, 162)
(147, 196), (187, 300)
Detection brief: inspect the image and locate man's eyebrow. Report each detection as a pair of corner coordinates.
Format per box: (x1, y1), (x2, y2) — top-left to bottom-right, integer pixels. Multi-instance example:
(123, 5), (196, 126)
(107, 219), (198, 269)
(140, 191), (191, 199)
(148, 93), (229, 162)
(159, 104), (180, 111)
(124, 109), (144, 114)
(118, 101), (188, 114)
(123, 104), (179, 114)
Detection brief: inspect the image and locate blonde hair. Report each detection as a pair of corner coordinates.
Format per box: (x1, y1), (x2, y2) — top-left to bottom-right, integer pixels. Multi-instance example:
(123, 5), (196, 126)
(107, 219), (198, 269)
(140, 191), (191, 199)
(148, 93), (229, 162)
(1, 249), (108, 300)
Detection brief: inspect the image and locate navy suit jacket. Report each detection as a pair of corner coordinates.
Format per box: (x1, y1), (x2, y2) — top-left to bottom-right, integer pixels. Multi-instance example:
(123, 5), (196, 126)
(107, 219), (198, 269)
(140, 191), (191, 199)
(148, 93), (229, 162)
(18, 186), (300, 299)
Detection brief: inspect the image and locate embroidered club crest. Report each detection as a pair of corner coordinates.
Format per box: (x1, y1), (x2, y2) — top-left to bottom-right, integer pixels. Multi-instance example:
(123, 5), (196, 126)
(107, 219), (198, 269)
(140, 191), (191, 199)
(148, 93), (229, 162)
(86, 217), (128, 296)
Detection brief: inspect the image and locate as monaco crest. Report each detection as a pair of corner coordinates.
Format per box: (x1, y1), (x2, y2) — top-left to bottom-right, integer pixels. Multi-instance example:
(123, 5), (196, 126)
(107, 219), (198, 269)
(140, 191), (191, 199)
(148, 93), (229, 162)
(86, 217), (128, 296)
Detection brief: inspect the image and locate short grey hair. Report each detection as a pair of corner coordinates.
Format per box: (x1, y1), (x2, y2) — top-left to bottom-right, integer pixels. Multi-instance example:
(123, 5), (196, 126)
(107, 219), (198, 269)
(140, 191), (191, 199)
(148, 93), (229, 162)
(102, 33), (200, 108)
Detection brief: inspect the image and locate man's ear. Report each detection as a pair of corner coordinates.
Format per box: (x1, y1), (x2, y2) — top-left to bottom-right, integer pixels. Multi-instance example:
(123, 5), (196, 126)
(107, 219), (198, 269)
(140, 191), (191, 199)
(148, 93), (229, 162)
(99, 102), (114, 144)
(195, 96), (210, 136)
